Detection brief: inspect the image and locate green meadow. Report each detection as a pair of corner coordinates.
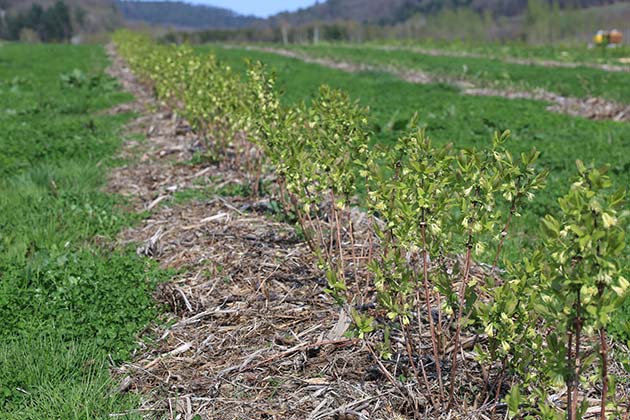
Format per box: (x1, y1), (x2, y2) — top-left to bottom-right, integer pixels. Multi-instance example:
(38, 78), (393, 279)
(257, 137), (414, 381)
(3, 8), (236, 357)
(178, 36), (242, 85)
(0, 44), (162, 419)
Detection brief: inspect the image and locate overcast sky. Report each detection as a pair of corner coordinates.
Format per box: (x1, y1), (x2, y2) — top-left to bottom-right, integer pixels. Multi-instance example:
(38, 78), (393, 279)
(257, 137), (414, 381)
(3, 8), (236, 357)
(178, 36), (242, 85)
(186, 0), (319, 17)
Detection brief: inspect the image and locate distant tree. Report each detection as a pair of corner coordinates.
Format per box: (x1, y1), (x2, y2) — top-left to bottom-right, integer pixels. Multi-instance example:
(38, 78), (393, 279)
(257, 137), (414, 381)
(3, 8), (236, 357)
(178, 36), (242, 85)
(74, 6), (86, 28)
(280, 20), (290, 44)
(6, 12), (24, 39)
(24, 4), (45, 36)
(42, 1), (73, 41)
(322, 22), (348, 41)
(4, 1), (73, 42)
(114, 0), (259, 30)
(525, 0), (552, 42)
(19, 27), (40, 43)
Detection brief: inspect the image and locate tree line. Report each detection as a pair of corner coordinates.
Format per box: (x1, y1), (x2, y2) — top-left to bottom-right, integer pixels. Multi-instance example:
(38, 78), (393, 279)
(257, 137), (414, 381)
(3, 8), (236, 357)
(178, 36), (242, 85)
(0, 1), (78, 42)
(114, 0), (260, 30)
(165, 0), (627, 45)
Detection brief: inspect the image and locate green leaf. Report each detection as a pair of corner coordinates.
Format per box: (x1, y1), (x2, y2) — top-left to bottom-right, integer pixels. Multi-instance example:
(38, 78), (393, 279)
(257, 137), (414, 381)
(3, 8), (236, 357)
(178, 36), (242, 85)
(540, 215), (560, 239)
(505, 385), (522, 418)
(575, 159), (587, 174)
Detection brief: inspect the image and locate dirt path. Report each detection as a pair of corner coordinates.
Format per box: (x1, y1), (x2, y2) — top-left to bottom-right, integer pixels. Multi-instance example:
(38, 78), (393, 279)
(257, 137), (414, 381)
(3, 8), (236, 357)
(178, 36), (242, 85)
(103, 44), (419, 420)
(375, 45), (630, 73)
(248, 46), (630, 123)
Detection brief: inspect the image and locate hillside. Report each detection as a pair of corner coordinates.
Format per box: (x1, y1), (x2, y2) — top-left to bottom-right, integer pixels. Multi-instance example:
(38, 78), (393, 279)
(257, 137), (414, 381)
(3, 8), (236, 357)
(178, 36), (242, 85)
(274, 0), (629, 24)
(114, 1), (261, 30)
(0, 0), (123, 33)
(0, 0), (260, 33)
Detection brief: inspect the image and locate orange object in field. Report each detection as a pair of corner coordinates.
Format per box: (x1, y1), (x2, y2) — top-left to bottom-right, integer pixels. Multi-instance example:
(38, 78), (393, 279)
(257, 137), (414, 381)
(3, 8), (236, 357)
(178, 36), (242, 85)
(610, 30), (623, 45)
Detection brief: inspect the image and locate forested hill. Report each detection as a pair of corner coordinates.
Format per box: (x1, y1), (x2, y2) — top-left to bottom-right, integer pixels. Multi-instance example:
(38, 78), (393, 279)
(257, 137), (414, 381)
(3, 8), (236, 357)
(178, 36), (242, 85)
(114, 0), (261, 29)
(0, 0), (122, 33)
(274, 0), (627, 24)
(1, 0), (624, 34)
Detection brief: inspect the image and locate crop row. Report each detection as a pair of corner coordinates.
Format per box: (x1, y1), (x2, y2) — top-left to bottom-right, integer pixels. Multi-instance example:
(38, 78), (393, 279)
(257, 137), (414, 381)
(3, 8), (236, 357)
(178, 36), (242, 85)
(206, 45), (630, 259)
(113, 31), (629, 419)
(280, 44), (630, 104)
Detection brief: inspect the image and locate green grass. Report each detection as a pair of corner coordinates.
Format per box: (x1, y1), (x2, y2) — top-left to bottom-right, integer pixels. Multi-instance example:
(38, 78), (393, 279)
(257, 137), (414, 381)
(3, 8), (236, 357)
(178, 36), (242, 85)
(278, 44), (630, 104)
(1, 337), (140, 419)
(0, 44), (163, 418)
(170, 179), (252, 205)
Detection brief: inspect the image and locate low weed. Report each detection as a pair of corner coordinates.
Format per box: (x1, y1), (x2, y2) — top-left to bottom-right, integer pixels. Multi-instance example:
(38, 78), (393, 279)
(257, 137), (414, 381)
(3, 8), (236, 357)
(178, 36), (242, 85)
(171, 181), (253, 205)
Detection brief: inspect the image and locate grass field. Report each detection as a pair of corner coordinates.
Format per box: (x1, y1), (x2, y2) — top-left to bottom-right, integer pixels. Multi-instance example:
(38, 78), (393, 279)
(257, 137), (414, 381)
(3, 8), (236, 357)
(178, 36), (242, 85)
(0, 44), (163, 418)
(274, 44), (630, 103)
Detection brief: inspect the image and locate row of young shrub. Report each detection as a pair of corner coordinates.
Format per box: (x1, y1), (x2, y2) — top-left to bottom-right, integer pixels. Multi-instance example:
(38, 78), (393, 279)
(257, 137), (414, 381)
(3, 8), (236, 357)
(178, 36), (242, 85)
(113, 30), (629, 419)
